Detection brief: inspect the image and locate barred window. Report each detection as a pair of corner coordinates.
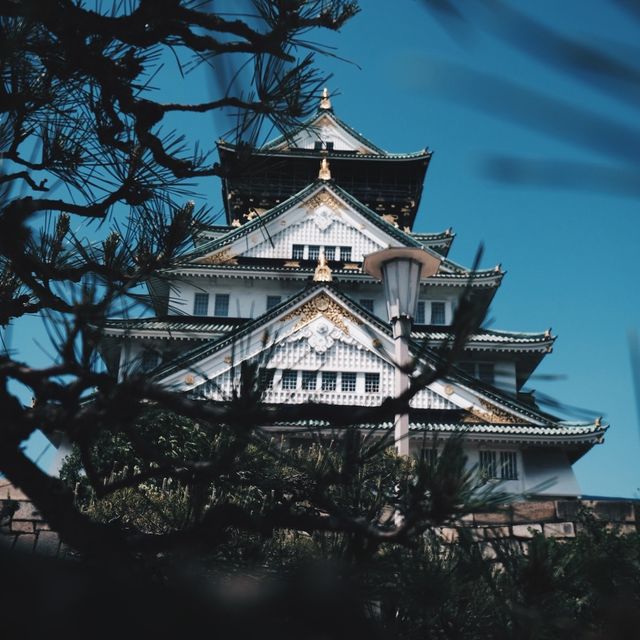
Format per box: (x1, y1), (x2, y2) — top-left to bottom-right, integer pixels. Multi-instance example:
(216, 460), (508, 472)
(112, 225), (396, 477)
(479, 451), (497, 479)
(415, 301), (426, 324)
(339, 246), (352, 262)
(500, 451), (518, 480)
(301, 371), (317, 390)
(364, 373), (379, 393)
(321, 371), (337, 391)
(281, 370), (298, 390)
(430, 301), (446, 325)
(324, 246), (336, 261)
(360, 299), (374, 313)
(258, 368), (275, 389)
(308, 245), (320, 261)
(266, 295), (281, 311)
(341, 372), (357, 392)
(214, 293), (230, 317)
(292, 244), (304, 260)
(193, 293), (209, 316)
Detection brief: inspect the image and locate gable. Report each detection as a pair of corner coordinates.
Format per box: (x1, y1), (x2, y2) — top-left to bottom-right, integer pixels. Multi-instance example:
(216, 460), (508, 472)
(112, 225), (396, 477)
(190, 185), (418, 266)
(154, 287), (543, 424)
(270, 113), (380, 154)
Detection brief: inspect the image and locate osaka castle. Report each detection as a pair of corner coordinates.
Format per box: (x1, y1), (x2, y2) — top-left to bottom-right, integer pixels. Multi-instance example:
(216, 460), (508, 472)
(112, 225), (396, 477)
(100, 90), (607, 497)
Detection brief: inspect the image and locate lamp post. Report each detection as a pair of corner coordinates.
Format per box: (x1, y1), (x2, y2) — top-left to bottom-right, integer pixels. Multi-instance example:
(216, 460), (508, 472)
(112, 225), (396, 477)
(363, 247), (441, 456)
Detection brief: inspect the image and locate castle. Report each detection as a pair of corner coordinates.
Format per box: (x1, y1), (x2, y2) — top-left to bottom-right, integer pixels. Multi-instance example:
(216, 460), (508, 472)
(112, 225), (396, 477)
(99, 90), (606, 496)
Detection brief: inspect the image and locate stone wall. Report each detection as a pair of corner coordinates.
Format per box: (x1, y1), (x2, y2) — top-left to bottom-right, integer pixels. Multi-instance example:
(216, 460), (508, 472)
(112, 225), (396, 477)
(1, 480), (638, 558)
(434, 498), (639, 557)
(0, 483), (73, 558)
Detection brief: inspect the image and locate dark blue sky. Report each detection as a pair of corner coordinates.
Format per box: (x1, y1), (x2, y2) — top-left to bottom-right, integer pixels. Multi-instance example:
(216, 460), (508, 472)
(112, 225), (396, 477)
(17, 1), (640, 497)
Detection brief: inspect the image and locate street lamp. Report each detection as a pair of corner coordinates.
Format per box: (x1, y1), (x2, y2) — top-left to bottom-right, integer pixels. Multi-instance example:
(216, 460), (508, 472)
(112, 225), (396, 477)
(363, 247), (441, 455)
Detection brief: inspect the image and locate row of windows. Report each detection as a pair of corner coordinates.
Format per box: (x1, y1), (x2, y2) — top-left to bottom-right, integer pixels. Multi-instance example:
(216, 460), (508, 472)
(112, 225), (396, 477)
(415, 300), (446, 325)
(292, 244), (352, 262)
(420, 448), (518, 481)
(264, 370), (380, 393)
(194, 293), (283, 317)
(479, 450), (518, 480)
(192, 293), (450, 324)
(194, 293), (230, 317)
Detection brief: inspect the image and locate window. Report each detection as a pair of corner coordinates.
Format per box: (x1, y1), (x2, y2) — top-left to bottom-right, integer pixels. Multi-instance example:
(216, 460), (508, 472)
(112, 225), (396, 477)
(430, 301), (446, 325)
(193, 293), (209, 316)
(301, 371), (317, 390)
(360, 299), (374, 313)
(321, 371), (337, 391)
(339, 246), (352, 262)
(313, 140), (323, 151)
(308, 245), (320, 261)
(140, 350), (159, 373)
(500, 451), (518, 480)
(266, 295), (281, 311)
(258, 368), (275, 389)
(341, 372), (357, 392)
(415, 301), (426, 324)
(281, 370), (298, 390)
(292, 244), (304, 260)
(364, 373), (379, 393)
(479, 451), (497, 479)
(324, 246), (336, 261)
(214, 293), (230, 317)
(325, 141), (334, 151)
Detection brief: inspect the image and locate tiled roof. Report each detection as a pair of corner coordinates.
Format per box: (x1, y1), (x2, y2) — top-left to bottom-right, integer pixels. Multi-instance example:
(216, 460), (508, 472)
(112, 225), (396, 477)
(268, 419), (607, 442)
(219, 142), (430, 161)
(412, 327), (553, 346)
(103, 316), (551, 350)
(103, 317), (247, 334)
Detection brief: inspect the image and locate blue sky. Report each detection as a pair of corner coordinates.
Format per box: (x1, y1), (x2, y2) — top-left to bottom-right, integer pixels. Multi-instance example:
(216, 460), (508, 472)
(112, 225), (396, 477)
(15, 1), (640, 497)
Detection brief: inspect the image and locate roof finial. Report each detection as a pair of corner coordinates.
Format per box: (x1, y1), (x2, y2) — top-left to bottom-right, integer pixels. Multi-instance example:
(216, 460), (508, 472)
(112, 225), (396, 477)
(314, 249), (333, 282)
(318, 157), (331, 180)
(320, 87), (332, 110)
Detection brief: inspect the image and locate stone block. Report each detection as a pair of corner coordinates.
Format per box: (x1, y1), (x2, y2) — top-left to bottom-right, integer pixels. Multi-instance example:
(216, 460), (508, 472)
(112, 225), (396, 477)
(555, 500), (582, 522)
(484, 526), (510, 540)
(35, 521), (52, 531)
(35, 531), (60, 557)
(512, 524), (543, 539)
(11, 520), (34, 533)
(13, 534), (36, 553)
(466, 528), (485, 542)
(593, 501), (634, 523)
(617, 524), (637, 535)
(481, 543), (497, 560)
(474, 509), (511, 526)
(512, 501), (556, 523)
(437, 527), (459, 543)
(12, 500), (40, 521)
(544, 522), (575, 538)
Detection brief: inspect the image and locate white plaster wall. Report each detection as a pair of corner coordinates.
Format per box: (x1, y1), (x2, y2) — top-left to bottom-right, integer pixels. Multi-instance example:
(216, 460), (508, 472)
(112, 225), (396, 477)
(522, 449), (580, 497)
(243, 216), (382, 262)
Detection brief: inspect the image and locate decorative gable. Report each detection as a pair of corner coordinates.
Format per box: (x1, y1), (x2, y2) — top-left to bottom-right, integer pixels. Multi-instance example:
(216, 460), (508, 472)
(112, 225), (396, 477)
(154, 287), (539, 422)
(190, 185), (417, 266)
(271, 113), (380, 153)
